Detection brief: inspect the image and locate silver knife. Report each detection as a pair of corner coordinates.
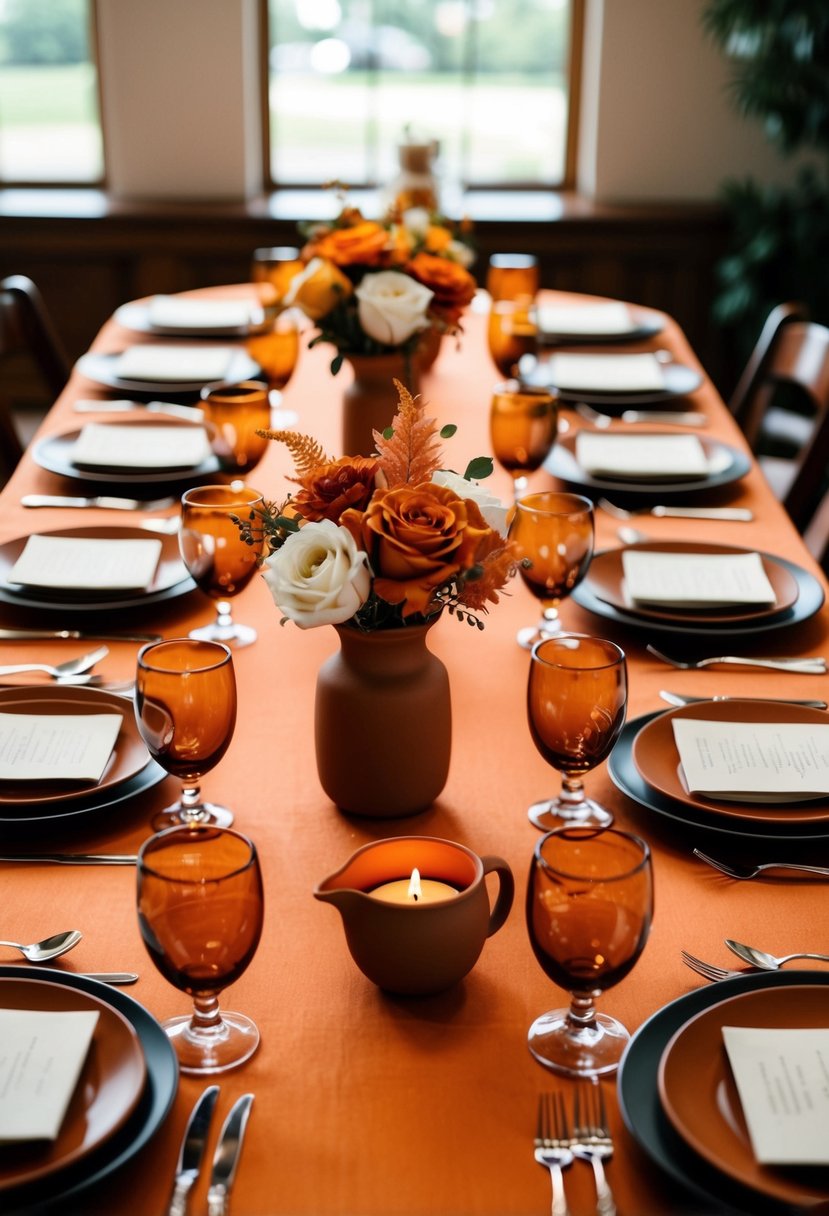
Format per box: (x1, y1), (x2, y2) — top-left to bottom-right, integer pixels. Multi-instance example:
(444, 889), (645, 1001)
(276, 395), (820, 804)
(650, 506), (754, 521)
(659, 690), (828, 710)
(167, 1086), (220, 1216)
(79, 972), (140, 985)
(74, 399), (205, 422)
(0, 854), (138, 864)
(206, 1094), (254, 1216)
(0, 629), (162, 643)
(21, 494), (176, 511)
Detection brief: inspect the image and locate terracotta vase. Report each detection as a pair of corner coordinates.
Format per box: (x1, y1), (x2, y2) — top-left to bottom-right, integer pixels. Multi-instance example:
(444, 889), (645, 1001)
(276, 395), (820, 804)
(314, 621), (451, 818)
(341, 351), (421, 457)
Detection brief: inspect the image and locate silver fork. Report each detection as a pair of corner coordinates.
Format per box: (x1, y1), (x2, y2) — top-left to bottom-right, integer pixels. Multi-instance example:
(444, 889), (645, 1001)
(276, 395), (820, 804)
(598, 497), (753, 522)
(577, 402), (708, 428)
(693, 848), (829, 880)
(646, 644), (826, 674)
(0, 644), (108, 680)
(572, 1084), (616, 1215)
(534, 1092), (573, 1216)
(681, 950), (746, 982)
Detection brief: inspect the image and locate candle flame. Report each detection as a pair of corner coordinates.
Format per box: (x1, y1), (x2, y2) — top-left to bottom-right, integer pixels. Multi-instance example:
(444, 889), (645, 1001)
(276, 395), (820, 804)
(408, 868), (422, 902)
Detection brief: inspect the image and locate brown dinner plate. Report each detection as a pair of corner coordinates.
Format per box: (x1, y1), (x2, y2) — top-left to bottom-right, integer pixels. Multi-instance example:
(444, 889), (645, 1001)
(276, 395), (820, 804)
(584, 541), (799, 626)
(32, 417), (221, 486)
(0, 976), (146, 1193)
(657, 985), (829, 1208)
(0, 686), (149, 808)
(631, 700), (829, 826)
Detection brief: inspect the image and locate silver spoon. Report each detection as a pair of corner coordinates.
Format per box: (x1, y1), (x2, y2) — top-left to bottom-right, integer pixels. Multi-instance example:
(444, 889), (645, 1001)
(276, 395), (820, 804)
(725, 938), (829, 970)
(0, 929), (82, 962)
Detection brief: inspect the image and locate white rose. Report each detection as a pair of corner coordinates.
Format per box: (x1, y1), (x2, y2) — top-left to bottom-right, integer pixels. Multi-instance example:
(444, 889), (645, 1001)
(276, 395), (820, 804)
(355, 271), (434, 346)
(431, 469), (509, 537)
(261, 520), (371, 629)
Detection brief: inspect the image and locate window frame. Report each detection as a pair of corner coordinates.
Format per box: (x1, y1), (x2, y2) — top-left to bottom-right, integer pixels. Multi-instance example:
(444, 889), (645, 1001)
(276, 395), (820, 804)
(260, 0), (584, 195)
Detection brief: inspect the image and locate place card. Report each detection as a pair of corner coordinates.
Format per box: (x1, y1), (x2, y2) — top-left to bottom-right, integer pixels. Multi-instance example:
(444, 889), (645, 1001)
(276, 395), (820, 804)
(723, 1026), (829, 1164)
(548, 352), (665, 392)
(0, 1009), (99, 1141)
(576, 432), (710, 480)
(72, 422), (211, 470)
(148, 295), (258, 331)
(113, 344), (236, 383)
(622, 550), (776, 607)
(672, 718), (829, 801)
(536, 302), (634, 336)
(0, 712), (121, 783)
(9, 535), (162, 591)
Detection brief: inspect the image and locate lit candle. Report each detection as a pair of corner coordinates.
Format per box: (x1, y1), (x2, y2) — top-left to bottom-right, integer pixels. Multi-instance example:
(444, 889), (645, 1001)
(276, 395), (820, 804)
(370, 867), (459, 905)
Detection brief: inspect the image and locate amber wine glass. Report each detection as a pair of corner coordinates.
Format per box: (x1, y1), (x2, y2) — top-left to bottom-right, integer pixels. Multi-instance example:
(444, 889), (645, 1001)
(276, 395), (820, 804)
(487, 300), (538, 379)
(526, 826), (652, 1077)
(487, 253), (539, 304)
(137, 824), (264, 1074)
(527, 634), (627, 831)
(135, 639), (237, 830)
(509, 491), (594, 649)
(245, 306), (301, 427)
(200, 380), (270, 475)
(251, 245), (303, 300)
(490, 381), (558, 501)
(180, 483), (265, 649)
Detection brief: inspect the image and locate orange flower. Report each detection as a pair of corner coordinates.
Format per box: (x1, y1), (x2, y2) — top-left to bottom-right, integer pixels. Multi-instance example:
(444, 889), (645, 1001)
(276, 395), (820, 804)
(309, 221), (389, 267)
(293, 457), (380, 524)
(424, 224), (452, 254)
(407, 252), (477, 323)
(284, 257), (353, 321)
(342, 482), (491, 618)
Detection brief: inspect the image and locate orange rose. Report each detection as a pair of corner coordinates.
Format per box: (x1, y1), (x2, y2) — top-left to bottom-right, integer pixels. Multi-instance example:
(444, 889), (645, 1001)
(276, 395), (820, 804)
(341, 482), (491, 617)
(406, 252), (477, 323)
(283, 257), (353, 321)
(293, 457), (379, 524)
(424, 224), (452, 254)
(309, 221), (388, 267)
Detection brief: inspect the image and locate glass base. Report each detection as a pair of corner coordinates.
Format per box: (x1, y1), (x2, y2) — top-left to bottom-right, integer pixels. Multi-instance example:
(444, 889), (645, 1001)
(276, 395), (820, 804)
(517, 621), (563, 650)
(269, 388), (299, 429)
(528, 1007), (629, 1078)
(528, 796), (614, 831)
(163, 1010), (260, 1075)
(189, 620), (257, 648)
(151, 800), (234, 831)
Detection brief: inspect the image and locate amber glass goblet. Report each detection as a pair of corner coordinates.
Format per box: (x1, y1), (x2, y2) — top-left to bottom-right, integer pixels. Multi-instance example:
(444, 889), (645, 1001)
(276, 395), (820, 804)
(526, 826), (652, 1077)
(490, 381), (558, 501)
(200, 380), (270, 475)
(487, 253), (539, 304)
(250, 245), (303, 300)
(487, 300), (538, 379)
(245, 306), (301, 427)
(135, 639), (237, 830)
(179, 484), (265, 649)
(137, 824), (264, 1074)
(509, 491), (594, 649)
(527, 634), (627, 831)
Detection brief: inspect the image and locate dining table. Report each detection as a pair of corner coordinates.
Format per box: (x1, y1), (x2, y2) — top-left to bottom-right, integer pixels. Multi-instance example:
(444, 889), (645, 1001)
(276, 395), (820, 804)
(1, 283), (828, 1216)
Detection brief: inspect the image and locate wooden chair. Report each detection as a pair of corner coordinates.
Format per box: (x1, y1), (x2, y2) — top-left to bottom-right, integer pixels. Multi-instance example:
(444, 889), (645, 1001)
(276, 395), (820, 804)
(0, 275), (71, 480)
(728, 304), (829, 531)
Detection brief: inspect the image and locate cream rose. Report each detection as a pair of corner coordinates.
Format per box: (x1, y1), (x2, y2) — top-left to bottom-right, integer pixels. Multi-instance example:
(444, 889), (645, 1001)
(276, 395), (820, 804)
(355, 271), (434, 346)
(431, 469), (509, 537)
(261, 520), (370, 629)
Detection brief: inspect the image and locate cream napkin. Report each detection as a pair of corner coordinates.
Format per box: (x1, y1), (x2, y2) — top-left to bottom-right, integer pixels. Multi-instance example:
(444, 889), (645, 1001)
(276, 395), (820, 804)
(9, 535), (162, 591)
(672, 718), (829, 801)
(113, 345), (235, 383)
(621, 550), (776, 607)
(576, 433), (709, 480)
(0, 712), (121, 782)
(548, 352), (665, 392)
(147, 296), (257, 331)
(0, 1010), (99, 1141)
(72, 422), (211, 469)
(536, 303), (634, 336)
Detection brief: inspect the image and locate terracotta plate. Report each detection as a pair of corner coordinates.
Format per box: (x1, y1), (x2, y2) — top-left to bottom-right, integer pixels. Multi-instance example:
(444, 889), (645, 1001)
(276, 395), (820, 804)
(0, 976), (146, 1193)
(631, 700), (829, 827)
(535, 304), (666, 346)
(584, 541), (799, 627)
(33, 417), (221, 486)
(0, 685), (149, 808)
(657, 985), (829, 1208)
(75, 348), (261, 395)
(0, 525), (194, 613)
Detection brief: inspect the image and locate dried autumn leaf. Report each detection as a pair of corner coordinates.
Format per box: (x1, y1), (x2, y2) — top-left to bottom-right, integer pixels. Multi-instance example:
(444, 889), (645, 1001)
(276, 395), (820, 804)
(258, 429), (331, 483)
(374, 379), (443, 488)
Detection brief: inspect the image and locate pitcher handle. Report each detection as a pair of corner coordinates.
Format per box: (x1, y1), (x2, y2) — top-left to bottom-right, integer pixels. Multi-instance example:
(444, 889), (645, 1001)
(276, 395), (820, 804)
(480, 855), (515, 937)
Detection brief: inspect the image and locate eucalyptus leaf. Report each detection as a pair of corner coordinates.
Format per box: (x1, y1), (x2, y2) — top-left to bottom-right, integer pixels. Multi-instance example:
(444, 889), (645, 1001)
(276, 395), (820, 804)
(440, 424), (457, 438)
(464, 456), (494, 480)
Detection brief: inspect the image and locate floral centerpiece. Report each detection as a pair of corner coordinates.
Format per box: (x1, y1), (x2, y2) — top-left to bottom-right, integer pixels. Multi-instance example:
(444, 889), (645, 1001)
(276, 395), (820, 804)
(283, 195), (477, 375)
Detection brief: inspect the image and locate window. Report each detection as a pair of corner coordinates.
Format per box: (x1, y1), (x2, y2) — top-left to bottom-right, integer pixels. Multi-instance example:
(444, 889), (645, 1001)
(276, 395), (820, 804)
(265, 0), (581, 193)
(0, 0), (103, 184)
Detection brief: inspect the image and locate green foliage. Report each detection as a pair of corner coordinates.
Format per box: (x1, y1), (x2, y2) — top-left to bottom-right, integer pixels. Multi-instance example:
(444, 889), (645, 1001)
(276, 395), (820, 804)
(464, 456), (494, 480)
(439, 424), (457, 438)
(1, 0), (90, 66)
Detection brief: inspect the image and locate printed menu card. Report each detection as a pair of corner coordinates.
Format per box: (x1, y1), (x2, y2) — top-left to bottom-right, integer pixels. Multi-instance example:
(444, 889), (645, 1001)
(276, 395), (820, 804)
(0, 712), (121, 783)
(622, 550), (776, 607)
(9, 535), (162, 591)
(113, 344), (235, 383)
(575, 433), (710, 480)
(72, 422), (211, 469)
(536, 302), (634, 336)
(723, 1026), (829, 1164)
(672, 719), (829, 801)
(0, 1009), (98, 1140)
(147, 295), (258, 330)
(548, 352), (665, 392)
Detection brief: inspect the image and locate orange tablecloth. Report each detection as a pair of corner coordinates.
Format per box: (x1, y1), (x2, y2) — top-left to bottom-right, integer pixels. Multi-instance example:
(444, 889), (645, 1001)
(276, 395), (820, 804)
(1, 293), (828, 1216)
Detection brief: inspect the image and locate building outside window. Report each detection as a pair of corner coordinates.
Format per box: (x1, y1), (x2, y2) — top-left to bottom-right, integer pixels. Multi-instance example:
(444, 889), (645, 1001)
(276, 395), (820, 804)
(266, 0), (580, 195)
(0, 0), (103, 184)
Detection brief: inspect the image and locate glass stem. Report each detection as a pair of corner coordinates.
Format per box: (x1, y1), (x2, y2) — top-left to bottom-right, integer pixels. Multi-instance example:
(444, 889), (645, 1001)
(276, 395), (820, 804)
(215, 600), (234, 629)
(180, 781), (207, 822)
(567, 989), (598, 1031)
(558, 773), (587, 811)
(190, 992), (223, 1033)
(512, 474), (529, 502)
